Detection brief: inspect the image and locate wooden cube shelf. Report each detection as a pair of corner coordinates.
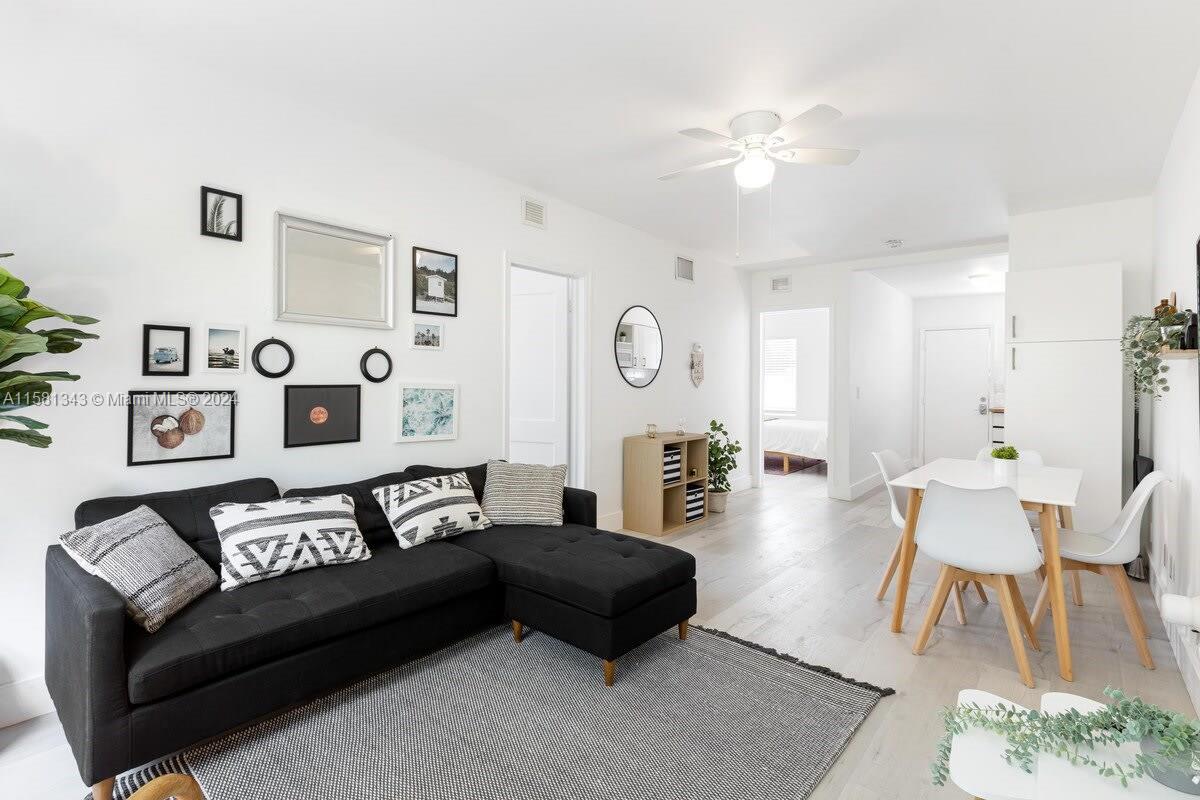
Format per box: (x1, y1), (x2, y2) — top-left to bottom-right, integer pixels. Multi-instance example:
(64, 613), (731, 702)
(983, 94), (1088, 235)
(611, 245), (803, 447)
(622, 432), (709, 535)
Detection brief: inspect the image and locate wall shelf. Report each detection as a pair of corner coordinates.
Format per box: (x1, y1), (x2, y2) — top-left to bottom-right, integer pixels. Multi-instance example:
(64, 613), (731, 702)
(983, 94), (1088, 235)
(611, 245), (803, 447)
(1159, 349), (1198, 360)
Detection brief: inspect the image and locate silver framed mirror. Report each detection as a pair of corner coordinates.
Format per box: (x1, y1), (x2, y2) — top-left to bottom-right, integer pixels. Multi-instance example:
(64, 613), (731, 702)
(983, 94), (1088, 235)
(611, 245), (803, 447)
(275, 212), (395, 329)
(615, 305), (662, 388)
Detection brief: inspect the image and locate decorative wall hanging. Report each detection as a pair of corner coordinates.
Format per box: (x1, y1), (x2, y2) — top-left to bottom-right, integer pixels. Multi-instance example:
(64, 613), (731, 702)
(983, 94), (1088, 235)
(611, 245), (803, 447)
(142, 324), (190, 377)
(412, 247), (458, 317)
(396, 382), (458, 443)
(411, 319), (444, 351)
(201, 186), (242, 241)
(284, 384), (361, 448)
(204, 323), (246, 373)
(690, 343), (705, 387)
(360, 347), (393, 383)
(127, 390), (235, 466)
(275, 212), (395, 329)
(251, 337), (294, 378)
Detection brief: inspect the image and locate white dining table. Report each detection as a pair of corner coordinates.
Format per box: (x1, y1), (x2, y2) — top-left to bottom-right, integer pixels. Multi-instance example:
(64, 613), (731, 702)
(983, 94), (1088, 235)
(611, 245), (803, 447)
(888, 457), (1084, 681)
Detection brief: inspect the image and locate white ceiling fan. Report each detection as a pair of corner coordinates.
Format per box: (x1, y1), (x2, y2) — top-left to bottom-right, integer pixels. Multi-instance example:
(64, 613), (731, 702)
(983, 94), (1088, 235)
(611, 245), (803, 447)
(658, 105), (859, 189)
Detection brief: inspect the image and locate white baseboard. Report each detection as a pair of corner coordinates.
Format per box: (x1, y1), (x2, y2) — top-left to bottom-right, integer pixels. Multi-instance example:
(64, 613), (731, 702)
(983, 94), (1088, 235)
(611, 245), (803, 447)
(730, 475), (752, 493)
(0, 675), (52, 728)
(849, 471), (884, 500)
(598, 509), (623, 531)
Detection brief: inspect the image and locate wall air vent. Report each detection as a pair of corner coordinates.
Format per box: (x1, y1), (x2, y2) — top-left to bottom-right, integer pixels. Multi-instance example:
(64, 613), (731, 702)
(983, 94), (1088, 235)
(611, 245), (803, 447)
(675, 256), (694, 282)
(770, 275), (792, 293)
(522, 196), (546, 229)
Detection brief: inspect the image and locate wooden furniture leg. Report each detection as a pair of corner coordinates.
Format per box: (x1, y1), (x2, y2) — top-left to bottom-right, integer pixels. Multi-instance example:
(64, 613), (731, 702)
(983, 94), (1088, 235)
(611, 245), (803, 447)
(1005, 574), (1039, 651)
(876, 534), (903, 600)
(603, 659), (616, 686)
(129, 774), (204, 800)
(1059, 506), (1083, 607)
(92, 778), (115, 800)
(511, 620), (523, 643)
(914, 564), (956, 654)
(783, 454), (790, 473)
(678, 620), (689, 640)
(972, 581), (988, 603)
(1039, 504), (1073, 681)
(1102, 564), (1155, 669)
(890, 488), (923, 633)
(1031, 575), (1050, 629)
(996, 575), (1035, 688)
(951, 581), (967, 625)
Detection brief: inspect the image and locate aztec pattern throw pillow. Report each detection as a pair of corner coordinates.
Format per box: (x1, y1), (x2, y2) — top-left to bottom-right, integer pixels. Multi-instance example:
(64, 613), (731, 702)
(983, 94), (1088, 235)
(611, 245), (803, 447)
(59, 505), (217, 632)
(372, 472), (491, 549)
(210, 494), (371, 591)
(481, 461), (567, 526)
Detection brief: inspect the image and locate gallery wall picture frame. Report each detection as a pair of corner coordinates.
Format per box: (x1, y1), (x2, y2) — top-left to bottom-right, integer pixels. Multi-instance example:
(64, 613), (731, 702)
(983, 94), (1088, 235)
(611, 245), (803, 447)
(142, 324), (190, 377)
(284, 384), (362, 448)
(127, 390), (236, 466)
(204, 324), (246, 373)
(360, 347), (393, 383)
(251, 337), (295, 378)
(201, 186), (242, 242)
(411, 247), (458, 318)
(396, 381), (459, 443)
(410, 319), (444, 351)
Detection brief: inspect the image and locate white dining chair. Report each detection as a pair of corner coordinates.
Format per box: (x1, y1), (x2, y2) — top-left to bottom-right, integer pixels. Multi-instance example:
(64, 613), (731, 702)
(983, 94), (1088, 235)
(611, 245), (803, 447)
(872, 450), (970, 623)
(912, 480), (1044, 687)
(1030, 471), (1170, 671)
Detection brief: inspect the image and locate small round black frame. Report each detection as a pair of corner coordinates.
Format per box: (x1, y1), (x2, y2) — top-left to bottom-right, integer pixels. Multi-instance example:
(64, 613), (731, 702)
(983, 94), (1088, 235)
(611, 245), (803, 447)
(251, 338), (295, 378)
(360, 347), (393, 383)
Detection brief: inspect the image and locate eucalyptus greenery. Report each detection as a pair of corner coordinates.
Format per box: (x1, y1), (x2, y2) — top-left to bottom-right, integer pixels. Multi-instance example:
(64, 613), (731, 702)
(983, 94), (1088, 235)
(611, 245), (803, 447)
(991, 445), (1019, 460)
(932, 688), (1200, 788)
(0, 253), (99, 447)
(707, 419), (742, 493)
(1121, 313), (1185, 409)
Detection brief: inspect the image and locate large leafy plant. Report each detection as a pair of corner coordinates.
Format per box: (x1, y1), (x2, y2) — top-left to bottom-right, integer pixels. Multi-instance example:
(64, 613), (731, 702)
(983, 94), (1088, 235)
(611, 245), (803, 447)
(707, 419), (742, 493)
(0, 253), (99, 447)
(1121, 313), (1185, 410)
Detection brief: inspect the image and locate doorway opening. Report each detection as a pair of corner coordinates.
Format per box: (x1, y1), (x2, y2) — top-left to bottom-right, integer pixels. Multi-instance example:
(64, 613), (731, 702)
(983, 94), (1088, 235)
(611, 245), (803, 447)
(505, 262), (586, 487)
(758, 308), (831, 486)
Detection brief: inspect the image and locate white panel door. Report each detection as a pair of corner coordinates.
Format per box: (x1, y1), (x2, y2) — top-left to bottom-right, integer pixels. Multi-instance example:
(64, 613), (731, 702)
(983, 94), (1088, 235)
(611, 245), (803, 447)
(1005, 262), (1123, 342)
(508, 268), (569, 467)
(922, 328), (993, 462)
(1005, 339), (1122, 532)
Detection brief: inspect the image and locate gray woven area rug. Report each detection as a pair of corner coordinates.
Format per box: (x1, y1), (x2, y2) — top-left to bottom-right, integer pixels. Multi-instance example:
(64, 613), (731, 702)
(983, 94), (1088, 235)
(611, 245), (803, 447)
(110, 625), (892, 800)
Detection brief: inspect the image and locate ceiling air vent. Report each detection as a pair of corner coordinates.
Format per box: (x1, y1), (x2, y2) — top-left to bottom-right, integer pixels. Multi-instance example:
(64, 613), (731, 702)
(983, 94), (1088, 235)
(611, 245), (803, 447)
(770, 275), (792, 293)
(675, 256), (694, 282)
(522, 196), (546, 229)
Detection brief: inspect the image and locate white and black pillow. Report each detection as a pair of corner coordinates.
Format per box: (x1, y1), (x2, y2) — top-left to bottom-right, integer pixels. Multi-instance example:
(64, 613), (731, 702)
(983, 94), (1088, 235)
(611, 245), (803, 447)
(372, 472), (491, 549)
(210, 494), (371, 591)
(59, 505), (217, 632)
(481, 461), (567, 526)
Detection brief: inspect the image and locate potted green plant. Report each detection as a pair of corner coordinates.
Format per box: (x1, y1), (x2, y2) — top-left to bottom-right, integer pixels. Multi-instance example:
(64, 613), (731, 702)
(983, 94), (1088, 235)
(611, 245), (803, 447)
(932, 688), (1200, 793)
(1122, 313), (1183, 410)
(707, 419), (742, 513)
(990, 444), (1019, 485)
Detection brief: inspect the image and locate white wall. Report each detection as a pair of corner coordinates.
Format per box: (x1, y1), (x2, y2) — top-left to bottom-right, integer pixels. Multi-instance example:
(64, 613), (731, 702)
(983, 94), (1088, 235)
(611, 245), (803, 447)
(0, 35), (751, 723)
(1152, 63), (1200, 713)
(761, 309), (829, 420)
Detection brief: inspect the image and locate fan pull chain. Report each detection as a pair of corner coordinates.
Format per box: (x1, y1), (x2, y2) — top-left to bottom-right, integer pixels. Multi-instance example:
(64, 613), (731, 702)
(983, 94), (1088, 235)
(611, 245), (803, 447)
(735, 182), (741, 259)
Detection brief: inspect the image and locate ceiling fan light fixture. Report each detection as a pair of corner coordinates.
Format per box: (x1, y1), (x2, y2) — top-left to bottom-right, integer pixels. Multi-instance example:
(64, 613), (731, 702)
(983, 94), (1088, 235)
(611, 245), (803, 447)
(734, 149), (775, 189)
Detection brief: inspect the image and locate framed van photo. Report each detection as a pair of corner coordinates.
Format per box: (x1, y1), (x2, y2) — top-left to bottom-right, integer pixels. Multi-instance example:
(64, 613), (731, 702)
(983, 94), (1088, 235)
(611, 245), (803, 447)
(201, 186), (242, 241)
(396, 382), (458, 443)
(412, 247), (458, 317)
(284, 384), (361, 448)
(127, 390), (236, 466)
(142, 324), (190, 376)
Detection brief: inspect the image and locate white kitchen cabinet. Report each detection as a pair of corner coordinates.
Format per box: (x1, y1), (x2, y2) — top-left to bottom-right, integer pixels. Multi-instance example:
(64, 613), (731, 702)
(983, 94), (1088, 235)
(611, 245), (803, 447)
(1005, 262), (1123, 343)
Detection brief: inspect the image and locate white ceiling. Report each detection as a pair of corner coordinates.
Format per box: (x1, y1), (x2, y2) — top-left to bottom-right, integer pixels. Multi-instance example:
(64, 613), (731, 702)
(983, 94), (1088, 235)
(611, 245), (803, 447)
(867, 254), (1008, 298)
(19, 1), (1200, 265)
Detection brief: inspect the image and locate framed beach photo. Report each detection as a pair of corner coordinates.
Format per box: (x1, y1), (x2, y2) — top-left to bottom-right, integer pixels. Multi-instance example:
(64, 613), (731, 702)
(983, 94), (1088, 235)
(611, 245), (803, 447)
(284, 384), (361, 448)
(412, 247), (457, 317)
(201, 186), (242, 241)
(411, 319), (444, 351)
(127, 390), (236, 466)
(142, 324), (190, 376)
(396, 382), (458, 443)
(204, 324), (246, 373)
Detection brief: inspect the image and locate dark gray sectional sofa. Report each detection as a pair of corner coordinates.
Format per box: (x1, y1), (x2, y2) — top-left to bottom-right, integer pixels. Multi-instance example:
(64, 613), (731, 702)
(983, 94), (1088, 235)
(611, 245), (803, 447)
(45, 464), (697, 792)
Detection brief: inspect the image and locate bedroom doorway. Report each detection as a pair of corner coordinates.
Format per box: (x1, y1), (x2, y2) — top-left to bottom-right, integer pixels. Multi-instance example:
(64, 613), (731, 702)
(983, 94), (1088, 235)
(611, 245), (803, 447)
(759, 308), (831, 483)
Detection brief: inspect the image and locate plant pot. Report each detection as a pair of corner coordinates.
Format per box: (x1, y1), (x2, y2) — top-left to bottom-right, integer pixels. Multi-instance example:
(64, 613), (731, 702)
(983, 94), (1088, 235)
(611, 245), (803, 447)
(709, 489), (729, 513)
(993, 458), (1018, 487)
(1141, 737), (1200, 794)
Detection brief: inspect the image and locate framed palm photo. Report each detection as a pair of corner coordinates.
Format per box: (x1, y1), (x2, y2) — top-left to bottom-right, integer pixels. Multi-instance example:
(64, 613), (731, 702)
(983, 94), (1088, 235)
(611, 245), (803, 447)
(201, 186), (242, 241)
(411, 320), (444, 351)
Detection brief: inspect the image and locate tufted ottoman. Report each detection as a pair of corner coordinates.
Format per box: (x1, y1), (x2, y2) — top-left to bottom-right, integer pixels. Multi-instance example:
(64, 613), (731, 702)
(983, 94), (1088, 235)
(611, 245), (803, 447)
(452, 523), (697, 685)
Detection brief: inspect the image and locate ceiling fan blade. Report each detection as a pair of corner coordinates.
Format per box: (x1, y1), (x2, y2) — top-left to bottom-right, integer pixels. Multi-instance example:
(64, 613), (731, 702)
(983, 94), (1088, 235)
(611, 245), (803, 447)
(769, 104), (842, 145)
(657, 155), (742, 181)
(678, 128), (742, 150)
(773, 147), (860, 166)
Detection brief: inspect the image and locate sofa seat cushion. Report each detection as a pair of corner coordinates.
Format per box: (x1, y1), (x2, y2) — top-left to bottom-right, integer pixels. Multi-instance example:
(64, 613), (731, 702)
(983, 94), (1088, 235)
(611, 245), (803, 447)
(452, 524), (695, 617)
(125, 541), (494, 704)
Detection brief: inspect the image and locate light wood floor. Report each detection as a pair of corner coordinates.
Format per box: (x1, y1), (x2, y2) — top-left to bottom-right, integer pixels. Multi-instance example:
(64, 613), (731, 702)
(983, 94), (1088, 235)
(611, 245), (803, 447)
(3, 469), (1192, 799)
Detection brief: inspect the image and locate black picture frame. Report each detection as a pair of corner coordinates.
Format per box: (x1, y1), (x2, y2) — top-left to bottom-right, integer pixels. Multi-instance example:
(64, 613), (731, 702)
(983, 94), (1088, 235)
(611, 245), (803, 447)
(127, 390), (236, 466)
(360, 347), (393, 383)
(614, 305), (663, 389)
(284, 384), (361, 448)
(141, 324), (190, 377)
(411, 246), (458, 318)
(251, 337), (295, 378)
(201, 186), (243, 242)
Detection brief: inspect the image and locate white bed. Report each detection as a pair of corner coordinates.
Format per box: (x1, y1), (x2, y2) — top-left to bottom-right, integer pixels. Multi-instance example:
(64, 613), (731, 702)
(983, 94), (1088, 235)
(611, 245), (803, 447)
(762, 418), (827, 471)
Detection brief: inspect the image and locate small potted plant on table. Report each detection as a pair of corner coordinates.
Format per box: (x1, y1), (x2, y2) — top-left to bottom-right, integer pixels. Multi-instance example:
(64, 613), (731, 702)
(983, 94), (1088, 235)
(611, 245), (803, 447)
(990, 445), (1019, 486)
(707, 419), (742, 513)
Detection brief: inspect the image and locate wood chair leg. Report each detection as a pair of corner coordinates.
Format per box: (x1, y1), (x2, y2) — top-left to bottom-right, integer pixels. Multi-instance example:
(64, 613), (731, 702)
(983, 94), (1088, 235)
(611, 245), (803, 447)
(1031, 575), (1050, 629)
(914, 564), (957, 655)
(1070, 571), (1084, 607)
(1102, 564), (1155, 670)
(678, 620), (688, 640)
(511, 620), (523, 643)
(1005, 575), (1039, 651)
(128, 774), (204, 800)
(92, 778), (115, 800)
(996, 575), (1035, 688)
(973, 581), (988, 603)
(951, 581), (967, 625)
(875, 534), (903, 600)
(603, 659), (616, 686)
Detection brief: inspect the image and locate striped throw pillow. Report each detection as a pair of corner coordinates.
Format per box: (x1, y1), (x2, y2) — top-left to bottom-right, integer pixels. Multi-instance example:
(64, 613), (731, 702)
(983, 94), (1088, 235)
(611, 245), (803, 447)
(210, 494), (371, 591)
(59, 505), (217, 632)
(372, 472), (491, 549)
(481, 461), (567, 526)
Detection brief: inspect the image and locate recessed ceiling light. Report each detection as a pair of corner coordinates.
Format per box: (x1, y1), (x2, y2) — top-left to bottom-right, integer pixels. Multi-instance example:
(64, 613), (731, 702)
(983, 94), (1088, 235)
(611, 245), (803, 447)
(884, 239), (903, 249)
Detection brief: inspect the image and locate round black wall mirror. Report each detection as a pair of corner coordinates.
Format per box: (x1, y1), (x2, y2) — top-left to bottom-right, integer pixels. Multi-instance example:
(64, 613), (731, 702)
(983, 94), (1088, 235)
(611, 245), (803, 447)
(360, 347), (393, 383)
(251, 338), (295, 378)
(614, 305), (662, 388)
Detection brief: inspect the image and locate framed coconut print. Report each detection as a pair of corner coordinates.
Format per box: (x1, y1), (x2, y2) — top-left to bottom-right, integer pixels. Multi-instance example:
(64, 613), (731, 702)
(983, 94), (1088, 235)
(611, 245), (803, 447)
(201, 186), (242, 241)
(142, 324), (190, 376)
(284, 384), (361, 448)
(127, 390), (236, 466)
(412, 247), (457, 317)
(396, 382), (458, 443)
